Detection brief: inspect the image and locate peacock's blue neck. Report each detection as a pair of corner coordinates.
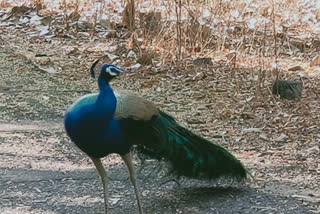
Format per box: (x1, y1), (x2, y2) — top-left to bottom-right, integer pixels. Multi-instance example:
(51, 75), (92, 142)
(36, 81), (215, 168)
(98, 75), (112, 92)
(95, 75), (116, 119)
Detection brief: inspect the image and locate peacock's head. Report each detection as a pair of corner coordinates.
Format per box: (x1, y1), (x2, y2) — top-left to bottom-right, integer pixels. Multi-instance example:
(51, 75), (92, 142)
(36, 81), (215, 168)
(90, 58), (123, 82)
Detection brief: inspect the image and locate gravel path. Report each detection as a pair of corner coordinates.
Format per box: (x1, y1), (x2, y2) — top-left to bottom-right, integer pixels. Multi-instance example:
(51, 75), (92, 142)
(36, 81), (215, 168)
(0, 45), (317, 214)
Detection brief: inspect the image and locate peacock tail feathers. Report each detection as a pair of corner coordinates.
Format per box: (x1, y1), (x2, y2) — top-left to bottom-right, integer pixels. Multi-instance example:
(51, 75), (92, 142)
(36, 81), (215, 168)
(135, 111), (247, 181)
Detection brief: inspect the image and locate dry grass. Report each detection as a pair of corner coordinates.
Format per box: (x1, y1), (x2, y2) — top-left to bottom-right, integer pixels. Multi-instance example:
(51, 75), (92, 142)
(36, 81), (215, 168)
(4, 0), (319, 62)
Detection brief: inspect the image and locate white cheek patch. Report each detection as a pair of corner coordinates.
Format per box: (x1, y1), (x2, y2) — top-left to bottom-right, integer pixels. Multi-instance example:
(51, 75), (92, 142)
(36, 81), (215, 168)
(106, 67), (118, 76)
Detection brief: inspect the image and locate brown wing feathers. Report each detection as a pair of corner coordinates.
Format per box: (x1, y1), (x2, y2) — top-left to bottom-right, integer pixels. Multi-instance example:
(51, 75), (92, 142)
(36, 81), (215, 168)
(113, 89), (159, 121)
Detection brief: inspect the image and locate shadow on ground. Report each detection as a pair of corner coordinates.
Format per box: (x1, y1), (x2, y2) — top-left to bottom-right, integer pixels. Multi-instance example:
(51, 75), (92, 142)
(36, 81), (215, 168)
(0, 164), (313, 214)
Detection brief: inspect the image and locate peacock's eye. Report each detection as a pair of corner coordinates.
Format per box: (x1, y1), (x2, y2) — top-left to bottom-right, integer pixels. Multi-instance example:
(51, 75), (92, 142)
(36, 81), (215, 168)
(106, 67), (118, 76)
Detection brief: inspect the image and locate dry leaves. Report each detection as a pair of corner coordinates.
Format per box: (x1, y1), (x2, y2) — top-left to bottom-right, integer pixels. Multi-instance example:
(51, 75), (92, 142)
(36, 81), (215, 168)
(0, 1), (319, 212)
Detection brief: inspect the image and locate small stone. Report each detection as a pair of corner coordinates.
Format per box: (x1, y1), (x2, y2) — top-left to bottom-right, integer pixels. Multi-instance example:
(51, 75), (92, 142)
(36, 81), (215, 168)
(142, 190), (150, 197)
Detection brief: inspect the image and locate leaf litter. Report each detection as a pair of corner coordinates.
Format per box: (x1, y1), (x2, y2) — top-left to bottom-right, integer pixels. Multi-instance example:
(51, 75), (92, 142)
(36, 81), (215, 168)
(0, 0), (319, 213)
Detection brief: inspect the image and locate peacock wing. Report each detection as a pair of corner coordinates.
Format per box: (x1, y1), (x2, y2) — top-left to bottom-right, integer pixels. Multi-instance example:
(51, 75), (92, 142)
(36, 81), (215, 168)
(113, 89), (159, 121)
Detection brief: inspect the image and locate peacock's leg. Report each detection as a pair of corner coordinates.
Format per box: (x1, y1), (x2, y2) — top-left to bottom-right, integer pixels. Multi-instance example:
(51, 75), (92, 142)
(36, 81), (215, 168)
(90, 157), (108, 214)
(121, 152), (144, 214)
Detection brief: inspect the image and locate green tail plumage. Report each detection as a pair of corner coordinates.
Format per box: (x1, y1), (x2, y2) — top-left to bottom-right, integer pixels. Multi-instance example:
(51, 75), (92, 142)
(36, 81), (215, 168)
(137, 111), (247, 181)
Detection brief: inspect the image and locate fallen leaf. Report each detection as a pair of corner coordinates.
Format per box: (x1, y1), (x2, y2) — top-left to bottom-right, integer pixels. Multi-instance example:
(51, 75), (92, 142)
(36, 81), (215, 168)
(38, 66), (56, 73)
(242, 128), (264, 133)
(311, 55), (320, 66)
(275, 133), (287, 142)
(288, 65), (305, 71)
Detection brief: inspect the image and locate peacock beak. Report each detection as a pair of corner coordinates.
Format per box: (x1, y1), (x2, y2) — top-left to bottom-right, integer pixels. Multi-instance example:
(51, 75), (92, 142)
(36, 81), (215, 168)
(116, 67), (124, 74)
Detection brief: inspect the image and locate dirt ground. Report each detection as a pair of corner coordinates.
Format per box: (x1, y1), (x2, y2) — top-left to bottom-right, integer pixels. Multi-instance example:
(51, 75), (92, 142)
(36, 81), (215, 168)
(0, 43), (319, 214)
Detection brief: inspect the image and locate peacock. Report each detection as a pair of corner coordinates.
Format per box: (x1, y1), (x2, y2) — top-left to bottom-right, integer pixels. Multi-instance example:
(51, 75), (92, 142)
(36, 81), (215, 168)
(64, 57), (247, 214)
